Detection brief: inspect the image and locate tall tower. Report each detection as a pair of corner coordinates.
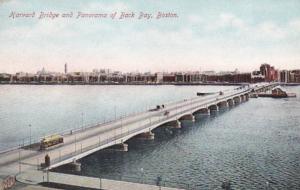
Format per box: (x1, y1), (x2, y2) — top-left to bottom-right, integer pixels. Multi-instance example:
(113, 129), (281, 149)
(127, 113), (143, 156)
(64, 63), (68, 74)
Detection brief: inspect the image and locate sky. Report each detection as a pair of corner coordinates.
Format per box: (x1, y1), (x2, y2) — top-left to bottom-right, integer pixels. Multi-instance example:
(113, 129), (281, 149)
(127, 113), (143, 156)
(0, 0), (300, 73)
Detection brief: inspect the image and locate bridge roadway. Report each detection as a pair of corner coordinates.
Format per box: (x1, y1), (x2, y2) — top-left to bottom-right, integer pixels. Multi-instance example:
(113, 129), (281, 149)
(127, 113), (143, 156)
(0, 83), (277, 177)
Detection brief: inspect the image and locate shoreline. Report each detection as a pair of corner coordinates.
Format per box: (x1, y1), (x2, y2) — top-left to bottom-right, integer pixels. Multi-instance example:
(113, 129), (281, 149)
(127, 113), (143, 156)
(0, 82), (247, 86)
(0, 82), (299, 86)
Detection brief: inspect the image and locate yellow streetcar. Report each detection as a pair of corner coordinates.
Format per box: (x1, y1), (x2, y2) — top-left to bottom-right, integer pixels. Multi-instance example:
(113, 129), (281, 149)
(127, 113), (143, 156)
(40, 134), (64, 150)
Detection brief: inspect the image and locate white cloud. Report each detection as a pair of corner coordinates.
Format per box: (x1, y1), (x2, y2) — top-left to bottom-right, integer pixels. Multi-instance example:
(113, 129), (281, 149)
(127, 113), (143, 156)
(255, 21), (287, 40)
(290, 20), (300, 29)
(187, 14), (203, 24)
(288, 19), (300, 33)
(1, 0), (21, 6)
(204, 13), (247, 31)
(219, 13), (246, 30)
(199, 13), (299, 41)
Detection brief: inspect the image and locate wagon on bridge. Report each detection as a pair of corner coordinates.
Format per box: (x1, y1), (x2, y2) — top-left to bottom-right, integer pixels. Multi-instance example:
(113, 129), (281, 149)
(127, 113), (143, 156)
(40, 134), (64, 150)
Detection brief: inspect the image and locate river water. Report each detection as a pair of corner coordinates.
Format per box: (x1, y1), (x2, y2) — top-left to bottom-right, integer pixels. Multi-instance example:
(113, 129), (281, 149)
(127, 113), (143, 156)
(1, 85), (300, 189)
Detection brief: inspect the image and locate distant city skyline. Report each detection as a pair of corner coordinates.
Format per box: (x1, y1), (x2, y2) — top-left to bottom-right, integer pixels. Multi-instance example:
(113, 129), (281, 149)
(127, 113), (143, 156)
(2, 63), (300, 84)
(0, 62), (295, 74)
(1, 0), (300, 73)
(1, 62), (298, 75)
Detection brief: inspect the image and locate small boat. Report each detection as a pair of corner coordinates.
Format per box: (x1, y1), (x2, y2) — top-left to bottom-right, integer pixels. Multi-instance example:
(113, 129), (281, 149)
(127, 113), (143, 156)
(196, 92), (215, 96)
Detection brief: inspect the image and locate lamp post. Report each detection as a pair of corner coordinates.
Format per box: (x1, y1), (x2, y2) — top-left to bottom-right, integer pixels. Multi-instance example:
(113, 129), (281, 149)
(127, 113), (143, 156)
(81, 112), (84, 131)
(140, 168), (144, 184)
(18, 144), (21, 173)
(29, 124), (32, 149)
(114, 106), (116, 121)
(75, 134), (77, 154)
(121, 117), (123, 137)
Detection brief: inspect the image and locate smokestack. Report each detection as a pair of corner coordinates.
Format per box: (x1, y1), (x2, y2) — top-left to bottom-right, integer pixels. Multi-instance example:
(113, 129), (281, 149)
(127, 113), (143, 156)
(64, 63), (68, 74)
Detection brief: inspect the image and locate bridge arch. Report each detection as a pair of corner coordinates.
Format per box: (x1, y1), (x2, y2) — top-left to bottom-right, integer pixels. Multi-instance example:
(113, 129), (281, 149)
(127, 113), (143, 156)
(178, 114), (195, 122)
(208, 104), (219, 112)
(217, 101), (228, 109)
(227, 99), (234, 107)
(160, 120), (181, 129)
(233, 96), (241, 104)
(193, 108), (210, 115)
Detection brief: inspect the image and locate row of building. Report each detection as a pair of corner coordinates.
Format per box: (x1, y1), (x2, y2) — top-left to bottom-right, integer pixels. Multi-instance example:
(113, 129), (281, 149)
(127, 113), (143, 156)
(0, 64), (299, 84)
(279, 70), (300, 83)
(258, 63), (300, 83)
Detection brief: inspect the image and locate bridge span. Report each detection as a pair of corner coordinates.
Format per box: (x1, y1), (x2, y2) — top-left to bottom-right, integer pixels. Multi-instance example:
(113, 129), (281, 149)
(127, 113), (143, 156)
(0, 83), (277, 176)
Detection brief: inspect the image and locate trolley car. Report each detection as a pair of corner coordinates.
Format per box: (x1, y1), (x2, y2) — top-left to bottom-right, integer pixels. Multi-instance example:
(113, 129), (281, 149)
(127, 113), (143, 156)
(40, 134), (64, 150)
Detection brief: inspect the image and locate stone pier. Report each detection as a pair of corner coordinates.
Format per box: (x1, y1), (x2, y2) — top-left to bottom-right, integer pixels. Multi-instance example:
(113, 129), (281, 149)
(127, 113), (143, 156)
(241, 95), (248, 102)
(68, 160), (81, 172)
(250, 93), (258, 98)
(136, 131), (155, 140)
(208, 104), (219, 112)
(110, 143), (128, 152)
(245, 94), (249, 101)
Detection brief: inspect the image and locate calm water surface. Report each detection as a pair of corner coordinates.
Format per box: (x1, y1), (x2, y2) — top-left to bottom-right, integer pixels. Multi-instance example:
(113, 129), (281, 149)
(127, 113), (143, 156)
(1, 85), (300, 189)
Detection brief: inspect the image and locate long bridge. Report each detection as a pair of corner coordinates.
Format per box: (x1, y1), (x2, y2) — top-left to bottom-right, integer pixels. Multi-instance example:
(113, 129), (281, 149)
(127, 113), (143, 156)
(0, 83), (277, 188)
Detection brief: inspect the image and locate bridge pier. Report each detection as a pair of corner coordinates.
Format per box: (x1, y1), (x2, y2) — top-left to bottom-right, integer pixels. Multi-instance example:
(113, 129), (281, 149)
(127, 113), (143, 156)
(250, 93), (258, 98)
(240, 95), (245, 102)
(136, 131), (155, 140)
(245, 94), (249, 101)
(110, 143), (128, 152)
(179, 114), (195, 122)
(208, 104), (219, 112)
(67, 159), (81, 172)
(241, 95), (248, 102)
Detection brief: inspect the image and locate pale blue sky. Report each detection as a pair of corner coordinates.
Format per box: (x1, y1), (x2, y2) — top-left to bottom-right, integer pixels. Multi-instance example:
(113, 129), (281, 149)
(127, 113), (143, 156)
(0, 0), (300, 73)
